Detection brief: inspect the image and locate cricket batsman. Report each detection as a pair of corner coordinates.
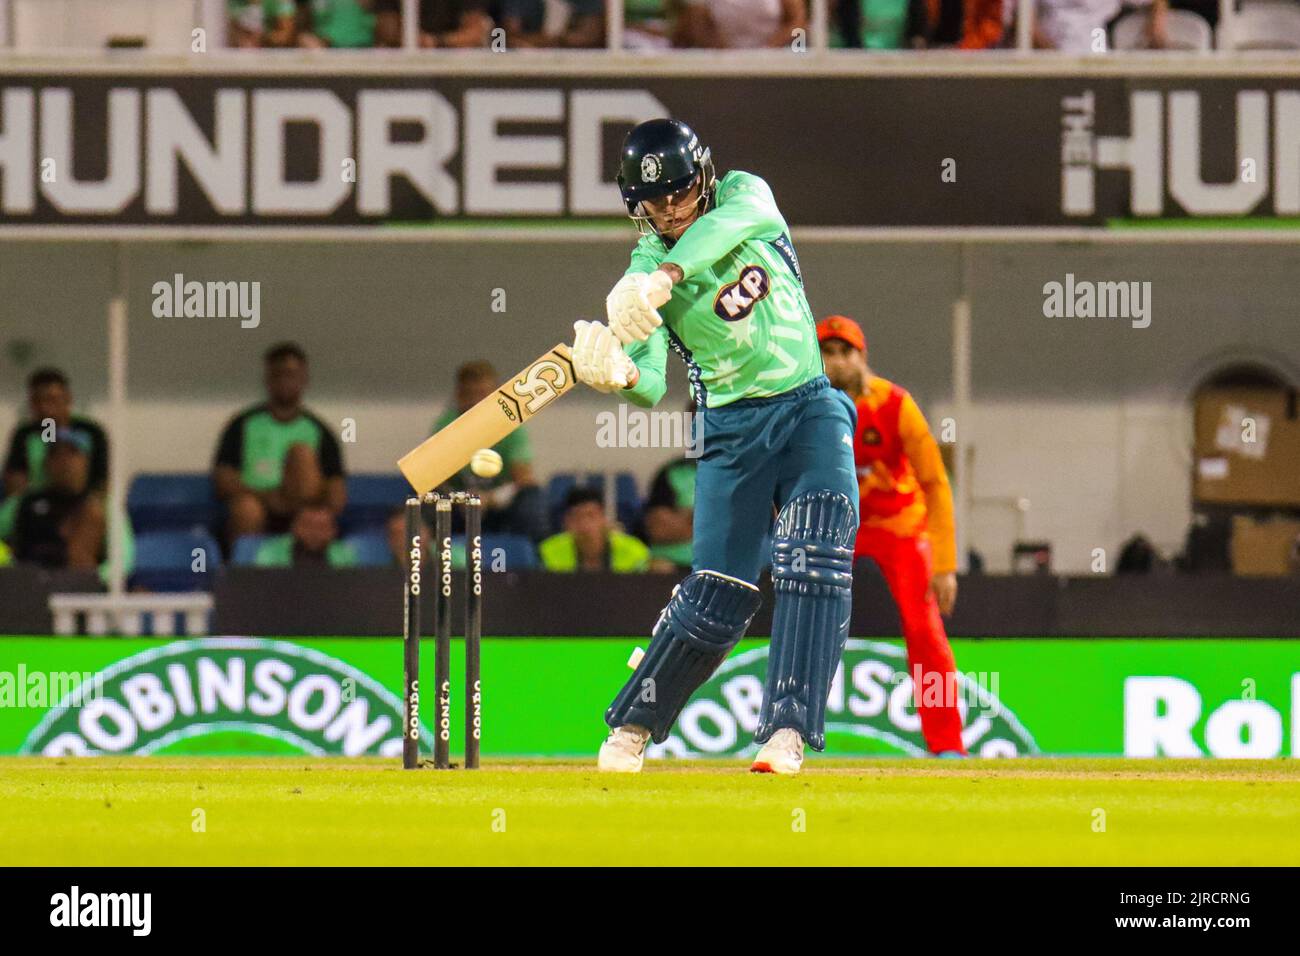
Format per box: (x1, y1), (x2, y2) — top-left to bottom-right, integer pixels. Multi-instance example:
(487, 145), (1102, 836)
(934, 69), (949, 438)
(817, 314), (967, 756)
(571, 118), (859, 775)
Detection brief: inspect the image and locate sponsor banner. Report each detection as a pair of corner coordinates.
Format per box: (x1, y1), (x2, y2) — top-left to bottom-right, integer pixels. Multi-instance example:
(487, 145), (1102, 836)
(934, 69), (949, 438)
(0, 636), (1295, 757)
(17, 638), (423, 758)
(652, 640), (1039, 759)
(1, 74), (1298, 227)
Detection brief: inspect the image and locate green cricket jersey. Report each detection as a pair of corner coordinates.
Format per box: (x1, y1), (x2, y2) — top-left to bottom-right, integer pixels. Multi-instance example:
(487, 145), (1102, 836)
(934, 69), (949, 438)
(213, 404), (344, 492)
(622, 171), (822, 410)
(308, 0), (376, 48)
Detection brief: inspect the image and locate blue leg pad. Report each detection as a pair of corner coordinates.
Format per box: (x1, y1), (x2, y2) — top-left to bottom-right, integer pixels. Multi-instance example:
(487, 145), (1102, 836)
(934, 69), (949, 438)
(756, 490), (857, 752)
(606, 570), (762, 743)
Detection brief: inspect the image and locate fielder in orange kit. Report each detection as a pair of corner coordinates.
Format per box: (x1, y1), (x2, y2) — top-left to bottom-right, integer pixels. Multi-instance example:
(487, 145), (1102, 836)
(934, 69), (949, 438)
(816, 315), (967, 756)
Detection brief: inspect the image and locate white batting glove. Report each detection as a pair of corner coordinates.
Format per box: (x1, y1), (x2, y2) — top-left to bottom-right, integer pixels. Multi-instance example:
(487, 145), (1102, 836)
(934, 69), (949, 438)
(605, 271), (673, 345)
(572, 320), (639, 393)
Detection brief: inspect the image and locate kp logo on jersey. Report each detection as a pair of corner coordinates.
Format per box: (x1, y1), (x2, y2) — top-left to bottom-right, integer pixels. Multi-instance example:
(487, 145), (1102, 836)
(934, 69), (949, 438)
(714, 265), (771, 321)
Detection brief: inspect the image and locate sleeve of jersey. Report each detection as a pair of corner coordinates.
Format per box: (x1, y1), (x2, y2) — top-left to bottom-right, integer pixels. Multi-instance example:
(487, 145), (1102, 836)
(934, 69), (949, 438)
(213, 417), (244, 470)
(898, 395), (957, 573)
(660, 173), (784, 280)
(622, 325), (670, 408)
(2, 427), (27, 475)
(625, 238), (664, 277)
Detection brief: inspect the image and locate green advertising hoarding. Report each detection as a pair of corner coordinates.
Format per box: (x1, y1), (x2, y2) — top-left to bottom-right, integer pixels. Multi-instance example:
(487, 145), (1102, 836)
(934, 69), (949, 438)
(0, 636), (1295, 759)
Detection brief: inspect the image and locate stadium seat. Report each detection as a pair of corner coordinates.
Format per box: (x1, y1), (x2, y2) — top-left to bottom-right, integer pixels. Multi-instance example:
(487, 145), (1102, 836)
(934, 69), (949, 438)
(344, 530), (393, 568)
(546, 473), (579, 528)
(340, 473), (410, 534)
(615, 472), (643, 531)
(546, 472), (615, 529)
(127, 473), (217, 533)
(485, 534), (537, 571)
(231, 534), (268, 567)
(131, 529), (223, 592)
(1113, 10), (1212, 50)
(1219, 2), (1300, 48)
(443, 534), (537, 571)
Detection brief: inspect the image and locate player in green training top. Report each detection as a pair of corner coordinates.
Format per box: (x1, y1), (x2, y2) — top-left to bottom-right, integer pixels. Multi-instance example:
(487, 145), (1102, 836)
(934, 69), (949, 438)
(571, 119), (860, 776)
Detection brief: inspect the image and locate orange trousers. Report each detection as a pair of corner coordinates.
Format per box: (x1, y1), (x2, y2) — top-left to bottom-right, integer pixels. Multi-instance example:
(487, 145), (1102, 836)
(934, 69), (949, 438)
(855, 526), (967, 755)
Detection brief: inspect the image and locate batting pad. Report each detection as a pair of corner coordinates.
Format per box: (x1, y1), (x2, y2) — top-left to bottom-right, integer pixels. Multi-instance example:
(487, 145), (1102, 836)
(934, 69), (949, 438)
(757, 490), (857, 751)
(606, 570), (762, 743)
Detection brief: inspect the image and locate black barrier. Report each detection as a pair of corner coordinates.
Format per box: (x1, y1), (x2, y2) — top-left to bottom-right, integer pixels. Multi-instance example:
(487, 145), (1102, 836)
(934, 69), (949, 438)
(3, 565), (1295, 637)
(1, 72), (1297, 227)
(0, 567), (105, 634)
(203, 567), (1300, 638)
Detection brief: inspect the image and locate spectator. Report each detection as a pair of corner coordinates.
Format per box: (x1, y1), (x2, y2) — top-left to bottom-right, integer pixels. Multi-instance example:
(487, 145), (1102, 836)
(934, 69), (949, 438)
(299, 0), (378, 48)
(213, 343), (347, 548)
(643, 459), (695, 571)
(8, 430), (105, 571)
(625, 0), (676, 48)
(674, 0), (807, 48)
(955, 0), (1006, 48)
(1116, 533), (1159, 574)
(1025, 0), (1119, 50)
(833, 0), (910, 48)
(502, 0), (605, 47)
(901, 0), (1005, 48)
(251, 505), (358, 567)
(385, 506), (432, 567)
(1112, 0), (1214, 49)
(432, 361), (549, 540)
(374, 0), (493, 46)
(539, 487), (650, 573)
(642, 403), (699, 572)
(229, 0), (299, 47)
(1, 368), (109, 542)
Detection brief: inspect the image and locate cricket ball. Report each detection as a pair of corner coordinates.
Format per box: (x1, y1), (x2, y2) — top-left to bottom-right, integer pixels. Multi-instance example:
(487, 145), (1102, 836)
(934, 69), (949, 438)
(470, 448), (503, 479)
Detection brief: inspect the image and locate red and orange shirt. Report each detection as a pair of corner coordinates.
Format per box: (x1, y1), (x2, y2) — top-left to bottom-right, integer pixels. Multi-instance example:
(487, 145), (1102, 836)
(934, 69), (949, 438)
(852, 376), (956, 572)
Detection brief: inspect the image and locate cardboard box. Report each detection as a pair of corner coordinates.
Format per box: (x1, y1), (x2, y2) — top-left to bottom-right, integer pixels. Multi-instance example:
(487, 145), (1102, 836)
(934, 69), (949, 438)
(1194, 387), (1300, 507)
(1231, 516), (1300, 577)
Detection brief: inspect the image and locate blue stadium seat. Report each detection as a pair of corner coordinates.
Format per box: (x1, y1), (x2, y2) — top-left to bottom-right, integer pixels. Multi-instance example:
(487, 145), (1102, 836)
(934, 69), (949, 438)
(131, 529), (222, 592)
(615, 472), (642, 531)
(547, 472), (612, 529)
(344, 530), (393, 568)
(446, 534), (536, 572)
(485, 534), (537, 572)
(230, 534), (268, 567)
(341, 473), (410, 534)
(545, 473), (576, 529)
(127, 473), (217, 533)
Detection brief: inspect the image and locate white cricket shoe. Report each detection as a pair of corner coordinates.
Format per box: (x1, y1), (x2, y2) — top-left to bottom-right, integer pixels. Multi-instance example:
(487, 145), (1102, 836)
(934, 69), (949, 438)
(751, 728), (805, 775)
(598, 724), (651, 773)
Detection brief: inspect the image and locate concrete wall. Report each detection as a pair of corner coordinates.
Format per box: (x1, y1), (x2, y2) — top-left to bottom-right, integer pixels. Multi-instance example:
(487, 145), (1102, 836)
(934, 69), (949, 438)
(13, 0), (194, 50)
(2, 238), (1297, 571)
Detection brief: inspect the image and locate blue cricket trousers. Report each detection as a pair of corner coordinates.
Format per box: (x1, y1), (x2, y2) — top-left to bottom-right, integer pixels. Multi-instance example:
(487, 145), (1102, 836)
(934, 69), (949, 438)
(691, 375), (859, 585)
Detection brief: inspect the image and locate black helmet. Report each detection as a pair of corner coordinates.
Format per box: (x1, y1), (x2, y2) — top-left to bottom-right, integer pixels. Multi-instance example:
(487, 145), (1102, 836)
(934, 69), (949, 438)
(616, 119), (715, 236)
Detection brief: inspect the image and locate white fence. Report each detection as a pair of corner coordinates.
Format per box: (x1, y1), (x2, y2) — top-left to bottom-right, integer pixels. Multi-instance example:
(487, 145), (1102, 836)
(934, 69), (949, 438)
(0, 0), (1286, 55)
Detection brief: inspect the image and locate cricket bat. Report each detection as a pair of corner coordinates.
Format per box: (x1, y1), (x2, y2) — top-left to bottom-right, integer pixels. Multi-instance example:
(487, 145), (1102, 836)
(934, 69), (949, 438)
(398, 344), (577, 495)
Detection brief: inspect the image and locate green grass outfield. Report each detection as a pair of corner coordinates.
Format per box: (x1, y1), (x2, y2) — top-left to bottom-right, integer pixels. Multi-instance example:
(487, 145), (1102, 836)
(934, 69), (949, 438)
(4, 757), (1299, 866)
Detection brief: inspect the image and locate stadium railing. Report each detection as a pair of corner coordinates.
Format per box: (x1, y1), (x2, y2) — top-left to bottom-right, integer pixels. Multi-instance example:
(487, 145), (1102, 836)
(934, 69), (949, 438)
(0, 0), (1283, 56)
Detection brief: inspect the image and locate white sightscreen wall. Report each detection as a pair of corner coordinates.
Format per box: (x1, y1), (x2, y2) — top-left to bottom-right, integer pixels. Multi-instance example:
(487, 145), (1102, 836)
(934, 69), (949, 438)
(1, 239), (1297, 572)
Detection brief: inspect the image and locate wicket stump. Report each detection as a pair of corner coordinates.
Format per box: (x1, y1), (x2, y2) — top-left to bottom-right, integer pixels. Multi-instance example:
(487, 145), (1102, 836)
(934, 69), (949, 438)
(402, 492), (483, 770)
